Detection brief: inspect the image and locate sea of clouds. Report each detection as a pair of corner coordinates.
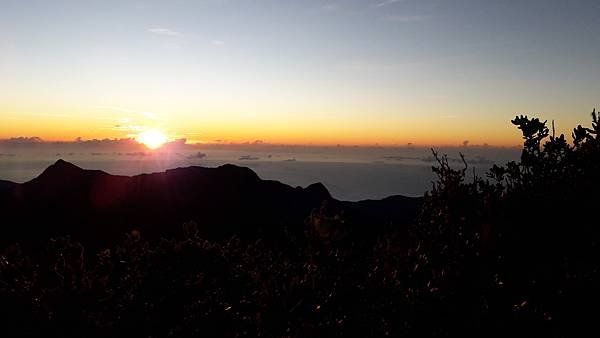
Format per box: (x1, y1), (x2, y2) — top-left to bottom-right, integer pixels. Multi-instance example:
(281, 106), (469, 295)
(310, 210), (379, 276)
(0, 138), (520, 201)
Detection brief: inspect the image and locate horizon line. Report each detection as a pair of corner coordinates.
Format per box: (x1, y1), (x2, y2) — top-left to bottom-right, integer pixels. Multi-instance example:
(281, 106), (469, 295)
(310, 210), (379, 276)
(0, 135), (523, 149)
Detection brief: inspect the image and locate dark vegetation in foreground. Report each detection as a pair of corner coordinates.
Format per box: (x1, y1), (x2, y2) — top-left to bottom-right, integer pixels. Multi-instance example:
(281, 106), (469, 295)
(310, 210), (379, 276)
(2, 111), (600, 337)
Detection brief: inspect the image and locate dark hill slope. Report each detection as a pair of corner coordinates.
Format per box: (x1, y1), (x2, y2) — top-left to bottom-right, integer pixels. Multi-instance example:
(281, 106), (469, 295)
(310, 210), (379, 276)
(0, 160), (421, 248)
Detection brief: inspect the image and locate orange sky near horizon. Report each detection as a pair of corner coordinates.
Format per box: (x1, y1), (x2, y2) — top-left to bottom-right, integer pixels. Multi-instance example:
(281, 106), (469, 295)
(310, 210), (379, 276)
(1, 102), (593, 148)
(0, 109), (527, 147)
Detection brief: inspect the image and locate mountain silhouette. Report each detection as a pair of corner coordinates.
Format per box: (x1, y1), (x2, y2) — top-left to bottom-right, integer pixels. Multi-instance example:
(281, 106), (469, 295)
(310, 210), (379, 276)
(0, 160), (421, 248)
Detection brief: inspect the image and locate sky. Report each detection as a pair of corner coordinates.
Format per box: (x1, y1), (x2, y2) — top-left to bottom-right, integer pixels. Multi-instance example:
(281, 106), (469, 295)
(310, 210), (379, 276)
(1, 0), (599, 146)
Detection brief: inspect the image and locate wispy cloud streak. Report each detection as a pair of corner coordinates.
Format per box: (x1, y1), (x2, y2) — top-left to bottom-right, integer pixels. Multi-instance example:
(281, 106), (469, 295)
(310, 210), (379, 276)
(380, 14), (432, 22)
(374, 0), (404, 8)
(147, 28), (185, 37)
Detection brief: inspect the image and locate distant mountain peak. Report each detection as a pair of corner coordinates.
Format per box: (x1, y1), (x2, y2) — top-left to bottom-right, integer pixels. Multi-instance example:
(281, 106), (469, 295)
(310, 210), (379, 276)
(305, 182), (332, 200)
(217, 163), (261, 179)
(53, 158), (80, 168)
(34, 159), (96, 183)
(44, 159), (83, 172)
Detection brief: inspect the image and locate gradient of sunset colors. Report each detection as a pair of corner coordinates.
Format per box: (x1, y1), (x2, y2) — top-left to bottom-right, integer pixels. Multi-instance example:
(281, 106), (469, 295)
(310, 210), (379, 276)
(1, 0), (599, 146)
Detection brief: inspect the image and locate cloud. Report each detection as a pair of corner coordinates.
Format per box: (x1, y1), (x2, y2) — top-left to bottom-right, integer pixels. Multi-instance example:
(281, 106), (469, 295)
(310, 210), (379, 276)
(187, 152), (207, 160)
(383, 156), (420, 161)
(336, 60), (424, 73)
(211, 40), (225, 46)
(380, 14), (432, 23)
(93, 105), (136, 113)
(140, 112), (160, 120)
(4, 112), (81, 120)
(147, 28), (185, 37)
(374, 0), (404, 7)
(34, 113), (80, 119)
(421, 155), (493, 166)
(0, 137), (44, 145)
(108, 124), (145, 132)
(125, 152), (150, 157)
(94, 106), (161, 121)
(321, 4), (339, 12)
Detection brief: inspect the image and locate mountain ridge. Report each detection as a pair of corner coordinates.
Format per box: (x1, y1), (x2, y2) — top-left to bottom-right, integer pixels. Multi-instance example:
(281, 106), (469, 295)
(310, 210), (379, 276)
(0, 159), (421, 248)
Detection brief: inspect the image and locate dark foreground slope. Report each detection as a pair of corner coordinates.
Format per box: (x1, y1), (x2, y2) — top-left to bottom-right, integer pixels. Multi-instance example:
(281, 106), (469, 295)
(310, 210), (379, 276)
(0, 160), (420, 248)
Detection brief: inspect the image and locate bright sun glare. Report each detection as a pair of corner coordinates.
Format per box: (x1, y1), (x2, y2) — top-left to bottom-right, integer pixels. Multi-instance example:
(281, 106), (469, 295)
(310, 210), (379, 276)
(136, 129), (168, 149)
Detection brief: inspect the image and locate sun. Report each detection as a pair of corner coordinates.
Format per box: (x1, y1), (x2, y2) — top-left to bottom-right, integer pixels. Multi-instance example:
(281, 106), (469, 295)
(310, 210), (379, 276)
(136, 129), (168, 149)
